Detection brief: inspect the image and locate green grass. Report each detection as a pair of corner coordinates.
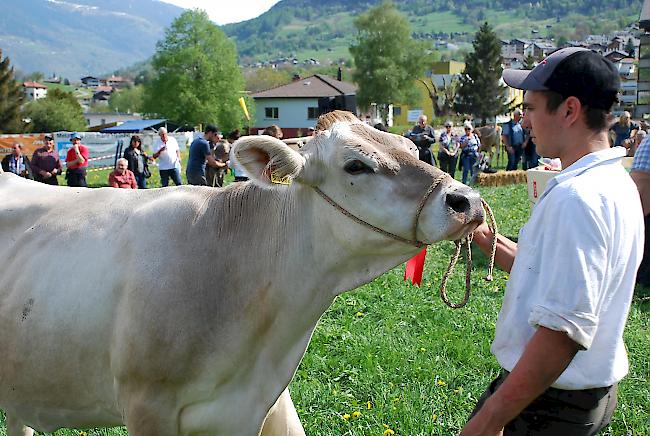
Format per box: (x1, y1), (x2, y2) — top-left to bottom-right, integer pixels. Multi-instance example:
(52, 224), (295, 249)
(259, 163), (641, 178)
(1, 181), (648, 435)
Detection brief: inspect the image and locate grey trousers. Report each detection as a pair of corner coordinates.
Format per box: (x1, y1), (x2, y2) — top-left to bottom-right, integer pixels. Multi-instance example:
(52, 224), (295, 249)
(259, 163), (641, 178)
(470, 370), (617, 435)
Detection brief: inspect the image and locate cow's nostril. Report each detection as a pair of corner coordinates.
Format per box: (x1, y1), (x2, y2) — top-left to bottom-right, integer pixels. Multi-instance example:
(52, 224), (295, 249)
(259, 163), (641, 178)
(446, 192), (470, 214)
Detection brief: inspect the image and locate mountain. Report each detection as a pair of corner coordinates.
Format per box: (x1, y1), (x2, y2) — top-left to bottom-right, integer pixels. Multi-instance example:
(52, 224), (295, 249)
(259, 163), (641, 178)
(0, 0), (184, 79)
(223, 0), (643, 63)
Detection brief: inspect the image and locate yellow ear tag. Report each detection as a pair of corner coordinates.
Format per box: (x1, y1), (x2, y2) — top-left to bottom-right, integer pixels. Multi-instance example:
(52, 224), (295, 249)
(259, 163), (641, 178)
(270, 172), (292, 185)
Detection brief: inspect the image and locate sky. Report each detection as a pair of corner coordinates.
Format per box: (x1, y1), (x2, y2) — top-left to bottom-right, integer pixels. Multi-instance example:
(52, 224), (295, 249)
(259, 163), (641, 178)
(159, 0), (282, 25)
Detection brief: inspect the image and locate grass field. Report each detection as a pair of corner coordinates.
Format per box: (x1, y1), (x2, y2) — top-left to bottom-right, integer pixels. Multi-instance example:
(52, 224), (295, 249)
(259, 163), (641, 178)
(1, 173), (648, 435)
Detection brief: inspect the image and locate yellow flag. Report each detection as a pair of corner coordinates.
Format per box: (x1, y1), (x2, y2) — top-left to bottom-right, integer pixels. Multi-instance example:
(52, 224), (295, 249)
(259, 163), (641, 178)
(239, 97), (250, 121)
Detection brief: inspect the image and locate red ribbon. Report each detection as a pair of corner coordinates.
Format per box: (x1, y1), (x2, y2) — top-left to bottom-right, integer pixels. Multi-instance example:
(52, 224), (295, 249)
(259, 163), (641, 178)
(404, 247), (427, 286)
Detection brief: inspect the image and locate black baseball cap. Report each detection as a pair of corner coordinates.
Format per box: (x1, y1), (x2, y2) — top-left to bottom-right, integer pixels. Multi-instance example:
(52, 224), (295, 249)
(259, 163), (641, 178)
(205, 124), (220, 134)
(503, 47), (619, 110)
(44, 134), (54, 140)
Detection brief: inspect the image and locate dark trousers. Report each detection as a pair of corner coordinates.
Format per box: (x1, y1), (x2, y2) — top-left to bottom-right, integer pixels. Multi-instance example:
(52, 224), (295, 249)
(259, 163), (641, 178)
(187, 171), (207, 186)
(638, 213), (650, 286)
(159, 168), (182, 187)
(35, 175), (59, 185)
(418, 147), (436, 166)
(507, 144), (525, 171)
(438, 153), (458, 178)
(470, 370), (617, 435)
(66, 168), (87, 187)
(135, 173), (147, 189)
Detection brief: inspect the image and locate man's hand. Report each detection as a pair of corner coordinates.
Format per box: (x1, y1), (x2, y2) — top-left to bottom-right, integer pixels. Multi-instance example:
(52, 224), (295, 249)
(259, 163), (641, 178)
(41, 170), (52, 179)
(460, 402), (505, 436)
(506, 145), (513, 154)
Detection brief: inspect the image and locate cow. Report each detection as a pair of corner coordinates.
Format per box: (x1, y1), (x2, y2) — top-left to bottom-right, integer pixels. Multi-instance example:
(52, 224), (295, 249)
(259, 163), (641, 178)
(474, 125), (502, 167)
(0, 111), (484, 436)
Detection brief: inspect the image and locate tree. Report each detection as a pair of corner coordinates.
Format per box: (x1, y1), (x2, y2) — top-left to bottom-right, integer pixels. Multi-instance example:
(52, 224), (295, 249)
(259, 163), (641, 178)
(0, 50), (23, 133)
(109, 85), (144, 113)
(625, 38), (635, 57)
(523, 54), (536, 70)
(417, 75), (460, 118)
(142, 10), (247, 131)
(455, 22), (509, 124)
(23, 89), (86, 133)
(244, 67), (292, 93)
(349, 1), (427, 124)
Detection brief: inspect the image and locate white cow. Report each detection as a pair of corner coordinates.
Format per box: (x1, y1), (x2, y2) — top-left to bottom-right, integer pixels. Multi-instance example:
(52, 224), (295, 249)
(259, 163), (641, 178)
(0, 111), (484, 436)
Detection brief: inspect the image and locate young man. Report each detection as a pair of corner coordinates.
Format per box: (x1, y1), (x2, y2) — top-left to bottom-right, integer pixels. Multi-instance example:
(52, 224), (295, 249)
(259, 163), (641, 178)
(65, 132), (89, 187)
(31, 134), (62, 185)
(153, 127), (182, 187)
(463, 47), (644, 435)
(501, 108), (525, 171)
(186, 124), (225, 186)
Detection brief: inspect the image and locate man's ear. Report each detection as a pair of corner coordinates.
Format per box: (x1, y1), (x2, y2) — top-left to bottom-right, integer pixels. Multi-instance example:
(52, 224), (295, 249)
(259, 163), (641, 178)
(564, 96), (582, 125)
(233, 136), (305, 187)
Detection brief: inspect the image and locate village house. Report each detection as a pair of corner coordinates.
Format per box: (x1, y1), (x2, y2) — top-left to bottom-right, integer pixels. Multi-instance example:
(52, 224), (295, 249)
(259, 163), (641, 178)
(22, 81), (47, 101)
(250, 73), (356, 137)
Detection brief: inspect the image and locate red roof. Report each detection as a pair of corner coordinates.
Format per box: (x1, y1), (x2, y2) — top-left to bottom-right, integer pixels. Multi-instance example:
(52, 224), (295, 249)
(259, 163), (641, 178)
(251, 74), (357, 98)
(95, 86), (113, 93)
(23, 81), (47, 89)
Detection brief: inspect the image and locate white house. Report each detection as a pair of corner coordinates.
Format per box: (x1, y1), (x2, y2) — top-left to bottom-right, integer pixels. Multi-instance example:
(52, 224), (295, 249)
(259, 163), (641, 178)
(250, 74), (357, 137)
(22, 82), (47, 101)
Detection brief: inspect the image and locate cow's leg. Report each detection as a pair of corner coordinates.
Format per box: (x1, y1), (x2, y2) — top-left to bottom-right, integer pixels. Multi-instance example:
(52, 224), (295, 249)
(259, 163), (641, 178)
(259, 388), (305, 436)
(5, 414), (35, 436)
(119, 384), (179, 436)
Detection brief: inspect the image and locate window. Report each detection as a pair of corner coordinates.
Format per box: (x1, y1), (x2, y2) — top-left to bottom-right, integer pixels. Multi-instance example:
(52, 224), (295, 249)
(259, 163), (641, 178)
(265, 107), (279, 119)
(393, 106), (402, 116)
(307, 107), (319, 119)
(638, 90), (650, 105)
(640, 44), (650, 60)
(638, 67), (650, 82)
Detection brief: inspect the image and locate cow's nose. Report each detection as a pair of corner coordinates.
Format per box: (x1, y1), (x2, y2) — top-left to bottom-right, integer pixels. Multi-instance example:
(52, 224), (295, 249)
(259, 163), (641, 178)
(445, 191), (472, 214)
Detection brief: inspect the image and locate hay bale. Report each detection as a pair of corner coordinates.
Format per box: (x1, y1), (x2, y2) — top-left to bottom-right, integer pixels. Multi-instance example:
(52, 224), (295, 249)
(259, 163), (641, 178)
(476, 170), (527, 187)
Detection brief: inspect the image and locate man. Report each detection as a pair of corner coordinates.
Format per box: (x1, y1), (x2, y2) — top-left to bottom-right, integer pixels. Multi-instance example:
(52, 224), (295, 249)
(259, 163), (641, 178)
(406, 114), (436, 166)
(501, 108), (525, 171)
(463, 47), (643, 435)
(31, 134), (62, 185)
(153, 127), (182, 187)
(108, 158), (137, 189)
(65, 132), (89, 187)
(631, 135), (650, 286)
(522, 127), (539, 170)
(209, 133), (230, 187)
(1, 143), (32, 179)
(186, 124), (224, 186)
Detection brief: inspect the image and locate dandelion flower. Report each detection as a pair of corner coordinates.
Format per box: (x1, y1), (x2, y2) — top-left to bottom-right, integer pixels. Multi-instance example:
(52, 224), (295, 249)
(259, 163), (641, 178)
(367, 401), (373, 409)
(432, 413), (438, 421)
(342, 413), (351, 420)
(355, 311), (364, 317)
(419, 347), (426, 352)
(437, 379), (446, 386)
(383, 429), (395, 436)
(352, 411), (361, 419)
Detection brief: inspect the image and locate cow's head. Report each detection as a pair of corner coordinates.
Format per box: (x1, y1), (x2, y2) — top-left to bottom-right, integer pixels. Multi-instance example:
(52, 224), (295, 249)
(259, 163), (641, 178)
(234, 111), (483, 250)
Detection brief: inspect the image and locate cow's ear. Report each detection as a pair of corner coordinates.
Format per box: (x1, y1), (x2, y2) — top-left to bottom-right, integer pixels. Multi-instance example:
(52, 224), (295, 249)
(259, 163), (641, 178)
(233, 136), (305, 187)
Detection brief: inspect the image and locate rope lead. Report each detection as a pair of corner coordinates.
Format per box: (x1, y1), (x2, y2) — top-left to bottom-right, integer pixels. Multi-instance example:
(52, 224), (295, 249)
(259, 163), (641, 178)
(438, 199), (498, 309)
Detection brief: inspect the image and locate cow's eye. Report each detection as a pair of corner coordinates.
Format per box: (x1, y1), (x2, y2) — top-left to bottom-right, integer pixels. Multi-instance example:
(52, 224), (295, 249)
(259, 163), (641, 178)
(344, 160), (373, 175)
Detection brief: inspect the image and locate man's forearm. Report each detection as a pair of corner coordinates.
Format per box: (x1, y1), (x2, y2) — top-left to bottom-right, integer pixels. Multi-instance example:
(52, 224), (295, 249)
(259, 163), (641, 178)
(473, 226), (518, 273)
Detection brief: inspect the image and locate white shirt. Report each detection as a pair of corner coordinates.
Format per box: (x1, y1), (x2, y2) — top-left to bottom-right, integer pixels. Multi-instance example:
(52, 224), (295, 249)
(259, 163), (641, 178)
(492, 147), (643, 390)
(153, 136), (181, 170)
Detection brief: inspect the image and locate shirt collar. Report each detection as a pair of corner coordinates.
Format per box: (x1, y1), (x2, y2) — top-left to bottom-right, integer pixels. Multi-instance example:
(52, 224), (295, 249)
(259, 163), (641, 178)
(538, 146), (626, 203)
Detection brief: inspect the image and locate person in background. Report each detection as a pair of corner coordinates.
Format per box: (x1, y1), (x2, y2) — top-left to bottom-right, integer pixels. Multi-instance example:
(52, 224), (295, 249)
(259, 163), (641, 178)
(464, 47), (643, 436)
(31, 134), (62, 185)
(108, 158), (137, 189)
(502, 108), (526, 171)
(207, 132), (230, 187)
(609, 111), (639, 148)
(438, 120), (459, 178)
(406, 114), (436, 166)
(522, 126), (539, 170)
(263, 125), (283, 139)
(123, 135), (150, 189)
(186, 124), (224, 186)
(1, 143), (32, 179)
(152, 127), (182, 187)
(227, 130), (248, 182)
(631, 130), (647, 156)
(459, 123), (480, 184)
(631, 134), (650, 286)
(65, 132), (89, 187)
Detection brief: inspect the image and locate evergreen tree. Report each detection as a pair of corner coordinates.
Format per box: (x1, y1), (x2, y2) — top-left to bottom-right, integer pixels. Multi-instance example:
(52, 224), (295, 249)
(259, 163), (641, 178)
(349, 1), (427, 124)
(455, 22), (509, 124)
(523, 54), (536, 70)
(625, 38), (635, 57)
(0, 49), (24, 133)
(23, 89), (86, 133)
(142, 10), (247, 131)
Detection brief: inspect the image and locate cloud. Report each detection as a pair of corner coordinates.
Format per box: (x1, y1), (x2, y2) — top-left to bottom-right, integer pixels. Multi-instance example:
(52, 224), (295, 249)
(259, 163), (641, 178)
(158, 0), (280, 25)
